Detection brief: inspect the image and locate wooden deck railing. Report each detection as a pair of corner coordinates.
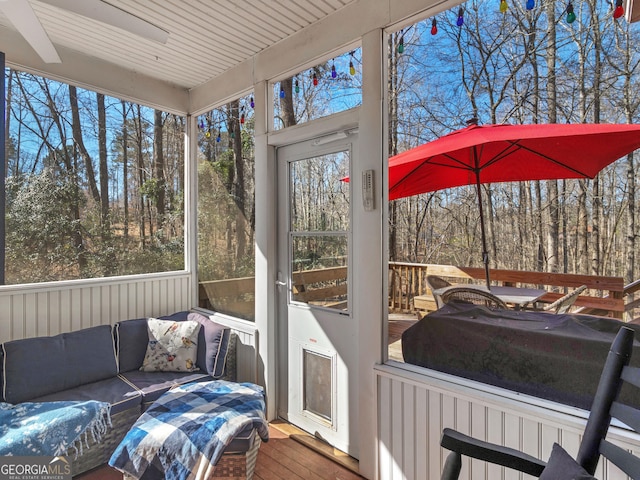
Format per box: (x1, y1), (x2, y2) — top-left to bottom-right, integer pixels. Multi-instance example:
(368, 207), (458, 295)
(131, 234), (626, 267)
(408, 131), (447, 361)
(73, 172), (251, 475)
(388, 262), (635, 321)
(199, 266), (348, 316)
(198, 263), (639, 322)
(199, 276), (256, 318)
(624, 279), (640, 322)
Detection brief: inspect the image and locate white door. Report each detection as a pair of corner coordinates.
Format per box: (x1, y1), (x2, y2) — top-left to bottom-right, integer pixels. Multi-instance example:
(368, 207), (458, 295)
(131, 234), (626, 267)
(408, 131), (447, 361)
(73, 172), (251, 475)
(276, 132), (358, 458)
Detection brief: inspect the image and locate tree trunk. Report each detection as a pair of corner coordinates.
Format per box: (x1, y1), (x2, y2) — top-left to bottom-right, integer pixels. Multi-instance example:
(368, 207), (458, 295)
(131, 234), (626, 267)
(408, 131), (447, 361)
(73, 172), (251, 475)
(626, 151), (636, 283)
(69, 85), (100, 204)
(136, 104), (146, 247)
(388, 33), (401, 262)
(545, 0), (559, 272)
(230, 100), (246, 260)
(153, 110), (165, 228)
(589, 0), (603, 275)
(122, 101), (129, 239)
(578, 179), (589, 273)
(97, 93), (114, 275)
(97, 93), (109, 226)
(279, 78), (297, 128)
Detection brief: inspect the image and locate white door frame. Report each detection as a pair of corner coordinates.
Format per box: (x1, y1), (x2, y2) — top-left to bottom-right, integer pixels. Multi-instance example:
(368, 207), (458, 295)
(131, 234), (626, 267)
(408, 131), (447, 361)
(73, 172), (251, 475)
(274, 119), (359, 457)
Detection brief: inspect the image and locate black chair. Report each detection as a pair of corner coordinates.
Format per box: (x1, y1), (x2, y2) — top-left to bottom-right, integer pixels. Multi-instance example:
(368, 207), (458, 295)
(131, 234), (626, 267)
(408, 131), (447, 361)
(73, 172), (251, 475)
(440, 326), (640, 479)
(440, 286), (508, 309)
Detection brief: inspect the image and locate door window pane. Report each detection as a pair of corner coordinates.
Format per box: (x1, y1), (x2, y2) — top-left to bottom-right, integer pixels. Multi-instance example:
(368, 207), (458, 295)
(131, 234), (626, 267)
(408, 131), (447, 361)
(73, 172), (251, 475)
(291, 235), (348, 310)
(289, 149), (349, 312)
(290, 152), (350, 232)
(273, 49), (362, 130)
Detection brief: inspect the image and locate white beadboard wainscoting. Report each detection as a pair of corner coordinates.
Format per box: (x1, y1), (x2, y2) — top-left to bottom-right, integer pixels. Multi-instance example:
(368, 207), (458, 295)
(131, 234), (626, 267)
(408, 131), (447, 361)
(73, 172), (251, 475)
(0, 272), (192, 342)
(376, 363), (640, 480)
(0, 274), (260, 385)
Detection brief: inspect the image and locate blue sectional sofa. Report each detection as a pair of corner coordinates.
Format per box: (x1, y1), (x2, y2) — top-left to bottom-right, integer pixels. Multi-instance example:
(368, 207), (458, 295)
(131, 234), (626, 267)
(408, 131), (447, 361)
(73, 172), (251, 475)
(0, 311), (239, 476)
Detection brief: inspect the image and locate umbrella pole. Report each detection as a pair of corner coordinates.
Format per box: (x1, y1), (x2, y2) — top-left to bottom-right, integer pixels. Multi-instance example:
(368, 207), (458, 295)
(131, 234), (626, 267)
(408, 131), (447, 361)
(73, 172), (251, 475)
(475, 174), (491, 290)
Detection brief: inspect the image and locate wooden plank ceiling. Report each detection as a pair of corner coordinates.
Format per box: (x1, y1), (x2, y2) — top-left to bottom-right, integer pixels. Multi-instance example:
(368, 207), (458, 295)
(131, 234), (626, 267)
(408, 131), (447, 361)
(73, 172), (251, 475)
(0, 0), (355, 89)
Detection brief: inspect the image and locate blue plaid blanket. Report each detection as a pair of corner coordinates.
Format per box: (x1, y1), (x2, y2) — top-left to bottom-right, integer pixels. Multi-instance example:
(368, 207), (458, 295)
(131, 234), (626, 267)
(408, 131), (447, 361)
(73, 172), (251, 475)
(109, 381), (269, 480)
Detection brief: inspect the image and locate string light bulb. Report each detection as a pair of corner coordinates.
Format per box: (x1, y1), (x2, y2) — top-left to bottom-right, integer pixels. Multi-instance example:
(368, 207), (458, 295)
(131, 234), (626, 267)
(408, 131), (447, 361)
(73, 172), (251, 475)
(566, 1), (576, 23)
(349, 51), (356, 75)
(250, 97), (255, 108)
(279, 85), (285, 98)
(205, 130), (210, 138)
(500, 0), (508, 13)
(398, 36), (404, 54)
(313, 72), (318, 86)
(456, 8), (464, 26)
(613, 0), (624, 18)
(199, 119), (205, 129)
(240, 109), (245, 126)
(295, 79), (300, 94)
(216, 132), (221, 143)
(331, 63), (337, 78)
(526, 0), (535, 9)
(431, 18), (438, 35)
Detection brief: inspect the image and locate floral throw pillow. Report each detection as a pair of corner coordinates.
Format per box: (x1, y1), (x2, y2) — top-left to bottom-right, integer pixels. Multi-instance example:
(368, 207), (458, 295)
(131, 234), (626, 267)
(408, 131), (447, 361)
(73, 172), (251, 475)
(140, 318), (201, 372)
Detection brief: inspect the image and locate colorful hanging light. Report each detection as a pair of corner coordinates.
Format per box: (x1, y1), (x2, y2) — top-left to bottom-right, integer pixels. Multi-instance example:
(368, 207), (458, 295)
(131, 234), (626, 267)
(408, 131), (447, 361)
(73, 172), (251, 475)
(279, 85), (285, 98)
(331, 62), (337, 78)
(456, 8), (464, 26)
(566, 1), (576, 22)
(216, 131), (221, 143)
(250, 97), (255, 108)
(431, 18), (438, 35)
(240, 108), (245, 126)
(500, 0), (508, 13)
(613, 0), (624, 18)
(398, 36), (404, 54)
(198, 119), (205, 129)
(295, 79), (300, 94)
(349, 51), (356, 75)
(526, 0), (535, 10)
(313, 72), (318, 86)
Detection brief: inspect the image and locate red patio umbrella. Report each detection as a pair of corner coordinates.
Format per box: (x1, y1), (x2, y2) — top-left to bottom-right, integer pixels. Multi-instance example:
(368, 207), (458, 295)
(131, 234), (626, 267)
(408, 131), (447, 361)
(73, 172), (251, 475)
(389, 121), (640, 288)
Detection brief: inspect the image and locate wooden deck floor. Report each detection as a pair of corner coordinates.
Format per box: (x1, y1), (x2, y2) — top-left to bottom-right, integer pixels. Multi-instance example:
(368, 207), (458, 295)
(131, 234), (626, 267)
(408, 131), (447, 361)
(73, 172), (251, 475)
(388, 313), (418, 362)
(75, 421), (364, 480)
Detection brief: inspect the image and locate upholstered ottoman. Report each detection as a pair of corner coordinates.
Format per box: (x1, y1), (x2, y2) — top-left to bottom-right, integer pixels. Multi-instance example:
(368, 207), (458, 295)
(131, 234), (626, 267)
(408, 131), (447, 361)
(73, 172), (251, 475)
(109, 381), (269, 480)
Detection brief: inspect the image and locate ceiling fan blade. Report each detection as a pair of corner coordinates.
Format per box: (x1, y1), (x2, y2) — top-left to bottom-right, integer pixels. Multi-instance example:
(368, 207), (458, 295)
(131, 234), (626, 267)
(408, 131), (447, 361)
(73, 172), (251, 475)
(0, 0), (61, 63)
(39, 0), (169, 44)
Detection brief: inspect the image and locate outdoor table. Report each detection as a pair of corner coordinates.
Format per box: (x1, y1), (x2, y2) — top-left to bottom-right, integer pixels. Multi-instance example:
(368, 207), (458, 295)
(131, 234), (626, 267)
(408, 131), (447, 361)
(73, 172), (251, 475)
(401, 302), (640, 410)
(434, 284), (546, 310)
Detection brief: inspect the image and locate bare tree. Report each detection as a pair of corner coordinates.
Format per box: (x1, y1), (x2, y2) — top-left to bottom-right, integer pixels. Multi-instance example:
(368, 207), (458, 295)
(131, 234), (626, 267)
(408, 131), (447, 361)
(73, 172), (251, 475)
(69, 85), (100, 204)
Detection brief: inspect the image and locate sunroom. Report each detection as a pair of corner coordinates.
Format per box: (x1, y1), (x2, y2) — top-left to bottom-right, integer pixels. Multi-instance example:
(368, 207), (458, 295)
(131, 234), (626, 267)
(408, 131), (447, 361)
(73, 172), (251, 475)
(2, 0), (640, 479)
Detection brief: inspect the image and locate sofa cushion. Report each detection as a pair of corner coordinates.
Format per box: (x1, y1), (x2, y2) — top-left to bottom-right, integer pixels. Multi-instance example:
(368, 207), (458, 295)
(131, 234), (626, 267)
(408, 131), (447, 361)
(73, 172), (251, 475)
(119, 370), (212, 405)
(115, 312), (231, 379)
(28, 375), (141, 415)
(114, 317), (149, 373)
(187, 312), (231, 378)
(114, 312), (191, 372)
(140, 318), (201, 372)
(2, 325), (118, 404)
